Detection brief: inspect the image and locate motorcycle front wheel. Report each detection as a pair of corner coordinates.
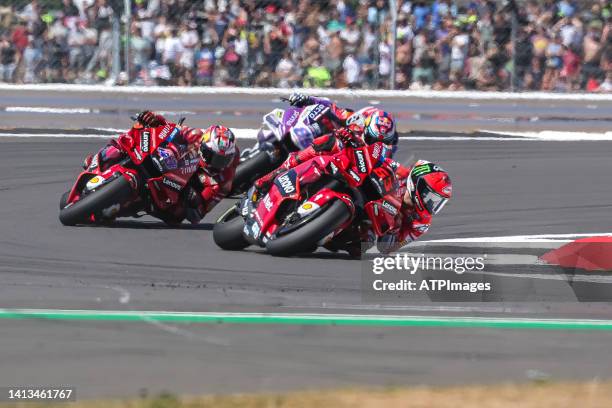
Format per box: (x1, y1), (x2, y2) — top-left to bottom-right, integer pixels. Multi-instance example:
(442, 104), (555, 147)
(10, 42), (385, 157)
(58, 176), (133, 226)
(213, 205), (249, 250)
(265, 200), (351, 257)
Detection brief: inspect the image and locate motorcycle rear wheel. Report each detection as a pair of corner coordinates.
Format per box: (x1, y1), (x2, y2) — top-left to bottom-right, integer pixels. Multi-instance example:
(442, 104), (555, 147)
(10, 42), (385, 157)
(231, 150), (286, 195)
(265, 200), (351, 257)
(59, 176), (133, 226)
(213, 206), (249, 250)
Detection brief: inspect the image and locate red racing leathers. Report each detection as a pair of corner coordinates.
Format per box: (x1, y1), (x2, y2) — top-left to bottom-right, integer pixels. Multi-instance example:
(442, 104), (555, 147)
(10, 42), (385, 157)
(253, 129), (431, 255)
(370, 163), (432, 254)
(90, 113), (239, 224)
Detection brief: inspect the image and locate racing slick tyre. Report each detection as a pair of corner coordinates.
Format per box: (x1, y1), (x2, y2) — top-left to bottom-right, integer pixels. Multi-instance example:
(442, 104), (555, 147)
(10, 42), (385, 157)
(59, 176), (133, 226)
(231, 151), (285, 195)
(265, 200), (351, 257)
(213, 206), (249, 250)
(59, 191), (70, 210)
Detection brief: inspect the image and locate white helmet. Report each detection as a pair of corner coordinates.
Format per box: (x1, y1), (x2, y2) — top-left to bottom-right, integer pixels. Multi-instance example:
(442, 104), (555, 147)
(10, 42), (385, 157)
(200, 125), (236, 169)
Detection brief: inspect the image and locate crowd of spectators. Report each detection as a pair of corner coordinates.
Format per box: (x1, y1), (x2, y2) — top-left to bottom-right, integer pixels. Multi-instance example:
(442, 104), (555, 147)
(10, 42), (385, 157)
(0, 0), (610, 92)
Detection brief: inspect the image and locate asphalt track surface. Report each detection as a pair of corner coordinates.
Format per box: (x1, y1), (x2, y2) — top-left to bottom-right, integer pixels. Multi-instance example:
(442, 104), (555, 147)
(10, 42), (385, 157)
(2, 131), (612, 398)
(0, 88), (611, 133)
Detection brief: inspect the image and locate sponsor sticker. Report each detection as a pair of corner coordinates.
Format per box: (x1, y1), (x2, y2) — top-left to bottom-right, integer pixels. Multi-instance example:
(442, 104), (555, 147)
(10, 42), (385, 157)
(158, 125), (173, 140)
(278, 174), (295, 193)
(328, 162), (339, 174)
(168, 127), (179, 142)
(355, 150), (367, 174)
(286, 109), (300, 126)
(262, 194), (273, 211)
(381, 200), (398, 216)
(297, 201), (320, 217)
(348, 170), (361, 183)
(162, 177), (182, 191)
(372, 143), (381, 159)
(141, 131), (150, 153)
(307, 104), (329, 122)
(86, 176), (104, 190)
(274, 171), (297, 195)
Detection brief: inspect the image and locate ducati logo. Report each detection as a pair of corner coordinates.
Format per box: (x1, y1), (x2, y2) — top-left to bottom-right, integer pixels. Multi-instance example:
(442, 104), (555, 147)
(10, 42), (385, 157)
(133, 149), (142, 161)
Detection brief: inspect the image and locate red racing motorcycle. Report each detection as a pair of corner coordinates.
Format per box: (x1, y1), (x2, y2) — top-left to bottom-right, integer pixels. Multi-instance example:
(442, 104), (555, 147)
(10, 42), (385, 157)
(59, 119), (201, 226)
(213, 141), (400, 256)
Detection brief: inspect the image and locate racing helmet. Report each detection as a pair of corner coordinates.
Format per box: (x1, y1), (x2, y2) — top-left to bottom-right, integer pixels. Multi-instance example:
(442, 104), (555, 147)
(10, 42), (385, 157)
(200, 125), (236, 170)
(363, 110), (397, 145)
(407, 160), (452, 216)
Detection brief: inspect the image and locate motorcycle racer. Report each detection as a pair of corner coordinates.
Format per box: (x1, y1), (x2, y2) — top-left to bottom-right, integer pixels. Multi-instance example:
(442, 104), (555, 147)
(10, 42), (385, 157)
(369, 160), (453, 254)
(324, 159), (452, 257)
(286, 92), (398, 151)
(83, 111), (239, 225)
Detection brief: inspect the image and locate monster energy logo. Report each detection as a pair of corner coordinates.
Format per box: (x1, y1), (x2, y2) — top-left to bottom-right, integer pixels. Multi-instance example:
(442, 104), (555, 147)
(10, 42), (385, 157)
(411, 164), (433, 177)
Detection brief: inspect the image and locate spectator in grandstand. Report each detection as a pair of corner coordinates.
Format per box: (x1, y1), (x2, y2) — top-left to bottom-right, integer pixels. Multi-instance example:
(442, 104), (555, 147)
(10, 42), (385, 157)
(0, 0), (609, 92)
(0, 34), (17, 82)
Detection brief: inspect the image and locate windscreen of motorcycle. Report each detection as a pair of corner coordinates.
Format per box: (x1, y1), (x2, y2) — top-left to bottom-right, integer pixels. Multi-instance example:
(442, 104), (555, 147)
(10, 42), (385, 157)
(261, 109), (285, 142)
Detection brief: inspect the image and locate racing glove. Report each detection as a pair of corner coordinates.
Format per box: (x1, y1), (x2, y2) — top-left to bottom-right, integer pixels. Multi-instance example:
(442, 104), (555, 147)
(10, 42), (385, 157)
(334, 127), (364, 148)
(288, 92), (310, 107)
(136, 111), (166, 127)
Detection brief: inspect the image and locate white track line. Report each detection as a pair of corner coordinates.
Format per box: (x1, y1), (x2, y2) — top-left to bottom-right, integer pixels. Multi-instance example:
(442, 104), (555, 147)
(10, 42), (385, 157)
(422, 232), (612, 244)
(0, 83), (611, 101)
(481, 130), (612, 141)
(5, 106), (94, 114)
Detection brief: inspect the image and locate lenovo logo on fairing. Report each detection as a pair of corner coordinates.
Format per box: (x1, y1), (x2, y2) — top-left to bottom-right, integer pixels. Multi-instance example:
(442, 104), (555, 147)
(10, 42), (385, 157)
(277, 174), (295, 194)
(355, 150), (367, 173)
(141, 131), (150, 153)
(162, 177), (182, 191)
